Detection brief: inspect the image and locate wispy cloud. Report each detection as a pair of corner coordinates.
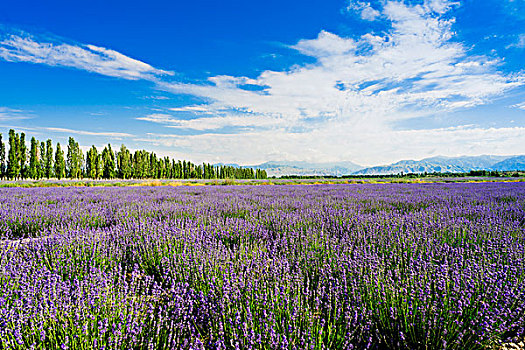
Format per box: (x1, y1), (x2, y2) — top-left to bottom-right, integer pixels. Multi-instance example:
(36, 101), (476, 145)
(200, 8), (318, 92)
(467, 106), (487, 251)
(136, 113), (176, 124)
(346, 1), (381, 21)
(507, 34), (525, 49)
(143, 0), (524, 163)
(159, 0), (522, 130)
(0, 124), (133, 139)
(0, 107), (33, 121)
(169, 105), (211, 113)
(136, 112), (278, 131)
(43, 127), (133, 138)
(1, 1), (523, 164)
(0, 29), (173, 81)
(136, 125), (525, 165)
(511, 101), (525, 110)
(141, 95), (171, 100)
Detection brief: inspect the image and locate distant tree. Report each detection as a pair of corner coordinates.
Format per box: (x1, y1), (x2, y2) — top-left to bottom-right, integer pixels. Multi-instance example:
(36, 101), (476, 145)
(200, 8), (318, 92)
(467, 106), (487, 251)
(67, 137), (82, 179)
(96, 153), (103, 179)
(102, 144), (115, 179)
(19, 133), (27, 179)
(29, 137), (39, 179)
(7, 129), (19, 179)
(132, 150), (148, 179)
(163, 157), (171, 179)
(86, 145), (99, 179)
(148, 152), (157, 178)
(45, 139), (54, 179)
(39, 141), (46, 179)
(176, 160), (183, 179)
(0, 133), (5, 179)
(2, 129), (263, 181)
(54, 143), (66, 180)
(117, 145), (132, 179)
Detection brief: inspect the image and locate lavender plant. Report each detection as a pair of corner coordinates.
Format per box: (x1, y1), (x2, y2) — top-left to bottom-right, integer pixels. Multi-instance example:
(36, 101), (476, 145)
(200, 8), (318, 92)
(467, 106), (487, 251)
(0, 183), (524, 349)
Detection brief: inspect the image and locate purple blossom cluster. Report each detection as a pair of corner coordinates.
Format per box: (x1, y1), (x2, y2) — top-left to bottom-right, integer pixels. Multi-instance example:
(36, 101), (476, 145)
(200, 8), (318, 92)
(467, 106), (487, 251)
(0, 183), (524, 349)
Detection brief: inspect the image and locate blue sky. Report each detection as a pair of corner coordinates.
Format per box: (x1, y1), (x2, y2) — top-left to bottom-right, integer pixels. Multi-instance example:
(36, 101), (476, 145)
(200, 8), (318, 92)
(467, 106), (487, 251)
(0, 0), (524, 166)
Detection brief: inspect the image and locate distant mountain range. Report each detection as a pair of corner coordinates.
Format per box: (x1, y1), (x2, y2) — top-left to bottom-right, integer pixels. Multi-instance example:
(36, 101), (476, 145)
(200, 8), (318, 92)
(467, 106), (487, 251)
(246, 155), (525, 176)
(248, 161), (363, 177)
(352, 155), (524, 176)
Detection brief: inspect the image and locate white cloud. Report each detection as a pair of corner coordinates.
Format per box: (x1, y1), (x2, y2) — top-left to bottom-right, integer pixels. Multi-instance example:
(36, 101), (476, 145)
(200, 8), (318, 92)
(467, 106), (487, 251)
(0, 107), (33, 121)
(136, 113), (176, 124)
(149, 0), (523, 164)
(2, 2), (523, 165)
(136, 112), (279, 131)
(425, 0), (460, 14)
(0, 32), (173, 81)
(347, 1), (381, 21)
(0, 124), (134, 140)
(169, 105), (211, 113)
(507, 34), (525, 49)
(293, 30), (357, 57)
(43, 127), (133, 138)
(159, 0), (521, 124)
(511, 101), (525, 110)
(142, 95), (171, 100)
(136, 125), (525, 165)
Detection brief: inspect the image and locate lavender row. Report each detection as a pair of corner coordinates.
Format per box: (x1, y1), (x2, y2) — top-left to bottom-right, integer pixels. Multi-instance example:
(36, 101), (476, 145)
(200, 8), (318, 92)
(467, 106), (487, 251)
(0, 183), (524, 349)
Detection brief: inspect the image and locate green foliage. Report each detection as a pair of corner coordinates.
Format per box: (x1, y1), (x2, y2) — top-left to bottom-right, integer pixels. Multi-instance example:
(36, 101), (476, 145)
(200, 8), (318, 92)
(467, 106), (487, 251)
(0, 133), (5, 178)
(86, 145), (99, 179)
(102, 144), (115, 179)
(1, 129), (266, 181)
(67, 137), (83, 179)
(54, 143), (66, 180)
(45, 139), (54, 179)
(19, 133), (27, 179)
(117, 144), (132, 179)
(7, 129), (19, 179)
(39, 141), (46, 179)
(29, 137), (39, 179)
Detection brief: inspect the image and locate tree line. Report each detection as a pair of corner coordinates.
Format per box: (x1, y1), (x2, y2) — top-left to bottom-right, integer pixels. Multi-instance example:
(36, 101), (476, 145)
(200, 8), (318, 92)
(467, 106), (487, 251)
(0, 129), (267, 180)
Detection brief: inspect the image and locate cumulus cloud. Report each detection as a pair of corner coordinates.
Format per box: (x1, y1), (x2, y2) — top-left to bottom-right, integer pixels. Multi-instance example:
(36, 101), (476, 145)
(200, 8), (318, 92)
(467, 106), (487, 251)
(0, 31), (173, 81)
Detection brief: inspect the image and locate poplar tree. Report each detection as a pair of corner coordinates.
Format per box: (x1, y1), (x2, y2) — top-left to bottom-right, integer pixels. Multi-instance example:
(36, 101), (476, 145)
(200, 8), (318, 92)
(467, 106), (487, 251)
(19, 133), (27, 179)
(96, 153), (103, 179)
(132, 151), (141, 178)
(2, 128), (263, 181)
(148, 152), (157, 178)
(102, 144), (115, 179)
(45, 139), (54, 178)
(164, 157), (171, 178)
(86, 146), (99, 179)
(67, 137), (82, 179)
(0, 133), (5, 179)
(29, 137), (38, 179)
(54, 143), (66, 180)
(7, 129), (19, 179)
(39, 141), (46, 179)
(117, 145), (132, 179)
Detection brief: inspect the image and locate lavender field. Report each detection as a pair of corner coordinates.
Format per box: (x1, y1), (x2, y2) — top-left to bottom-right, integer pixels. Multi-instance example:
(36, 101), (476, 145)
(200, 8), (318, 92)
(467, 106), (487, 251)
(0, 183), (524, 349)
